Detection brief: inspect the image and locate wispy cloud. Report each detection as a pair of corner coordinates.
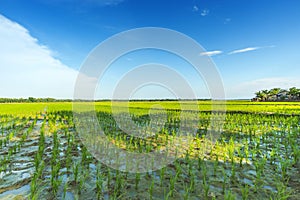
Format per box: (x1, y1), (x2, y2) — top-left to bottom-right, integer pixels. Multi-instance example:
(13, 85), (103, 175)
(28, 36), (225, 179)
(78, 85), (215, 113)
(192, 5), (199, 12)
(228, 47), (260, 55)
(200, 50), (222, 57)
(192, 6), (209, 16)
(199, 45), (274, 57)
(228, 45), (275, 55)
(200, 9), (209, 16)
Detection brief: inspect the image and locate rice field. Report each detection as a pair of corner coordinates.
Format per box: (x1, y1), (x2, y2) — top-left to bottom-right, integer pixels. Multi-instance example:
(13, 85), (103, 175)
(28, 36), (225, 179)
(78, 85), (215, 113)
(0, 101), (299, 200)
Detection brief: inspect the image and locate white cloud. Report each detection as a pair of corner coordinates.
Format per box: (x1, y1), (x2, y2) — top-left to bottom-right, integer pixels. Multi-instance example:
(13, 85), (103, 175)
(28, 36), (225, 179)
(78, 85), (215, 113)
(193, 5), (199, 12)
(228, 47), (260, 55)
(200, 50), (222, 57)
(0, 15), (83, 98)
(201, 9), (209, 16)
(227, 77), (300, 99)
(228, 45), (275, 55)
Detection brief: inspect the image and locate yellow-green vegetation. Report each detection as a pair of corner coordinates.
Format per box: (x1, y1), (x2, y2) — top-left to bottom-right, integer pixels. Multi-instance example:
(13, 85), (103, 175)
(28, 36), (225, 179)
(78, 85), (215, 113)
(1, 100), (300, 115)
(0, 101), (299, 199)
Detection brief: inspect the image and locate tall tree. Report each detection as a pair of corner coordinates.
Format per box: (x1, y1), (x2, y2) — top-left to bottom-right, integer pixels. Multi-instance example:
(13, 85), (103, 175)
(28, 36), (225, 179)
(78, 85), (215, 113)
(269, 88), (281, 100)
(288, 87), (300, 100)
(261, 90), (270, 101)
(255, 91), (264, 101)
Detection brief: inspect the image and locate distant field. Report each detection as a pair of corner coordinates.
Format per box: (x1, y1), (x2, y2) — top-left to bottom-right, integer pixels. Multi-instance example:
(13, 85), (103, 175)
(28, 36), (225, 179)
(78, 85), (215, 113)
(1, 100), (300, 115)
(0, 101), (299, 199)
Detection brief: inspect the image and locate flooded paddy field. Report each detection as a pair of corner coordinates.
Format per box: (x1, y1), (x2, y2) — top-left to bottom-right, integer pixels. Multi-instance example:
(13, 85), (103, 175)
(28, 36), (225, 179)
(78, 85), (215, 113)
(0, 101), (299, 199)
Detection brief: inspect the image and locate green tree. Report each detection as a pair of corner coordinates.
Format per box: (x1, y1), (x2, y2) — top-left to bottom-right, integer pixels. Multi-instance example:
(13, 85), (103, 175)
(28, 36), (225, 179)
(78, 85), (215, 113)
(261, 90), (270, 101)
(255, 91), (264, 101)
(28, 97), (36, 102)
(288, 87), (300, 100)
(269, 88), (281, 100)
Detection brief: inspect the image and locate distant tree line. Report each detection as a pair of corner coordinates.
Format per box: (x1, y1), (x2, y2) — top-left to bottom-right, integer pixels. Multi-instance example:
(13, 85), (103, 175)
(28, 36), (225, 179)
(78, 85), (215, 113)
(252, 87), (300, 102)
(0, 98), (214, 103)
(0, 97), (72, 103)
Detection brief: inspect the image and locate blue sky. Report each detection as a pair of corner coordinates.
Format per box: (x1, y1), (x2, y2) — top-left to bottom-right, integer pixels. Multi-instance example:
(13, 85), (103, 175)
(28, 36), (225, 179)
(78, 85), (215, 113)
(0, 0), (300, 99)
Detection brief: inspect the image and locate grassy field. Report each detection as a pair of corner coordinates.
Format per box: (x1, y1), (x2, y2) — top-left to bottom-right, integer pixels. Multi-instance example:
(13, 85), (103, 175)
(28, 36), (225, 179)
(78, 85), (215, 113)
(0, 101), (299, 199)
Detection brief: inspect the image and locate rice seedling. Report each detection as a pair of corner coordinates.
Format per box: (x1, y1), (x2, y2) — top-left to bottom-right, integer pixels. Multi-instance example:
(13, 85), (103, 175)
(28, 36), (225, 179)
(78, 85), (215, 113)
(0, 101), (299, 199)
(169, 173), (176, 196)
(148, 178), (155, 200)
(224, 190), (236, 200)
(241, 184), (249, 200)
(183, 183), (190, 200)
(61, 178), (68, 199)
(203, 177), (210, 200)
